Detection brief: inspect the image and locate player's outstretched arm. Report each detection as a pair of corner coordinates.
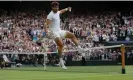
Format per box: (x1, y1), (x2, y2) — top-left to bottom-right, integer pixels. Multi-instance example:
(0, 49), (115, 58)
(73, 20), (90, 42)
(60, 7), (71, 14)
(44, 19), (51, 33)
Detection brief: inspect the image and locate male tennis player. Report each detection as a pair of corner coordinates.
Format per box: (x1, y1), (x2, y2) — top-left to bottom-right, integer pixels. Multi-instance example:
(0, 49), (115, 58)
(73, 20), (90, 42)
(45, 1), (84, 69)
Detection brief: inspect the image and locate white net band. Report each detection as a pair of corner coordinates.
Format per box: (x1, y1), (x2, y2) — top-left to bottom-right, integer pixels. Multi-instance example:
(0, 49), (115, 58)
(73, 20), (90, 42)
(0, 45), (121, 54)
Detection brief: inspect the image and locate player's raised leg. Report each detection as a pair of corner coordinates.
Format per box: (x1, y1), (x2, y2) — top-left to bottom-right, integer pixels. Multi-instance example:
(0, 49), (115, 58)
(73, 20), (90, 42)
(54, 37), (67, 69)
(65, 31), (84, 53)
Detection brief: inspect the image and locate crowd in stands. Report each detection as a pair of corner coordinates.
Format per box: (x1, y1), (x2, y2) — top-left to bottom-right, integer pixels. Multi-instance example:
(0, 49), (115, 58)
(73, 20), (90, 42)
(0, 9), (133, 66)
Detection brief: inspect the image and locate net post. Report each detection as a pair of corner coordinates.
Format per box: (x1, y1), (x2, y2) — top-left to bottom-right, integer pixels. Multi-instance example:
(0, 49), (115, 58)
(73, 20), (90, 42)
(120, 44), (126, 74)
(43, 53), (46, 71)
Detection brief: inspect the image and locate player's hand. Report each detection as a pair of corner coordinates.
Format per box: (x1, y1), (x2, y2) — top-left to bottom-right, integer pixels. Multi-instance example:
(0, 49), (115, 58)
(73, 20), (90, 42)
(45, 31), (54, 39)
(45, 31), (49, 38)
(68, 7), (72, 12)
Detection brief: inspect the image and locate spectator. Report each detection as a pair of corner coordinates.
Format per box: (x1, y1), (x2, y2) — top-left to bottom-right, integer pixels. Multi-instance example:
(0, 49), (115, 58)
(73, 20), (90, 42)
(0, 8), (133, 64)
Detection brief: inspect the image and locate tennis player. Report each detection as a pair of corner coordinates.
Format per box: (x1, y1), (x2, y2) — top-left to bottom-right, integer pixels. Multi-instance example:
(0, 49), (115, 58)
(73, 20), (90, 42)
(45, 1), (84, 69)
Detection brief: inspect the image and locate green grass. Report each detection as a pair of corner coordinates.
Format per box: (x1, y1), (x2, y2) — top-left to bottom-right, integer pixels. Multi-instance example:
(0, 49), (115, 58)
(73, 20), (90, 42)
(0, 66), (133, 80)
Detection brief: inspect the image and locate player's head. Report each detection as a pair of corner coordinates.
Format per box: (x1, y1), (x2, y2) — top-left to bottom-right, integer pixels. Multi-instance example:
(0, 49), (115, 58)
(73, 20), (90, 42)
(51, 1), (59, 13)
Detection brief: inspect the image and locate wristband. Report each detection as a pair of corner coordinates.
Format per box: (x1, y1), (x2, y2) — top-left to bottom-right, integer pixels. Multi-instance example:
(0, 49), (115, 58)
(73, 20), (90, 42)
(65, 8), (68, 11)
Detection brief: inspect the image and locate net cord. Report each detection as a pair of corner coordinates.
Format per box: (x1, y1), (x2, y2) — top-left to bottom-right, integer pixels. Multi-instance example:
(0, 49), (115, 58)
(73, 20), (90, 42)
(0, 45), (121, 54)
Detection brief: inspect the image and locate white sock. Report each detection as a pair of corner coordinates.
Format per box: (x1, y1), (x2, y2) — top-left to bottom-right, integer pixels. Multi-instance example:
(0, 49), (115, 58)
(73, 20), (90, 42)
(60, 58), (65, 67)
(77, 45), (81, 49)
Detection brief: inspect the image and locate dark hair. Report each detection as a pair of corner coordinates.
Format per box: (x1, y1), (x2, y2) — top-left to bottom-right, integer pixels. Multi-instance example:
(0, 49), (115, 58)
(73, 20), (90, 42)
(51, 1), (59, 7)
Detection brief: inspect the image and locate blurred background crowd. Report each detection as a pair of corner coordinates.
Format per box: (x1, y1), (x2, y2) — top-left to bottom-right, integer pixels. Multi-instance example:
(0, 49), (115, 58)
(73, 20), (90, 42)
(0, 1), (133, 67)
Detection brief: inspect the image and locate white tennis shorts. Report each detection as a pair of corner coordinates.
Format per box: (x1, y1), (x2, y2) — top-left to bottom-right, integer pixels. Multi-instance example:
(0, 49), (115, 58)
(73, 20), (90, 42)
(47, 30), (67, 39)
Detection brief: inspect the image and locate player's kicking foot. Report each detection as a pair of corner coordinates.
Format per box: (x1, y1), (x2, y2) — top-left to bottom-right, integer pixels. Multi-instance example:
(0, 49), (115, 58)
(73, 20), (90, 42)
(77, 46), (85, 54)
(59, 60), (67, 70)
(61, 66), (67, 70)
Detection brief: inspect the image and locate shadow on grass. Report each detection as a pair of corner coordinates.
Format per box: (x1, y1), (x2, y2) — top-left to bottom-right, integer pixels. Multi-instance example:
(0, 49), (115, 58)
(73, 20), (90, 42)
(1, 67), (121, 74)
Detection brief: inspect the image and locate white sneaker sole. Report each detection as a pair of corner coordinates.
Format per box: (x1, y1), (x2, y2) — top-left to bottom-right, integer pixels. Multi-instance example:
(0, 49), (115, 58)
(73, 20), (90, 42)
(62, 66), (67, 70)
